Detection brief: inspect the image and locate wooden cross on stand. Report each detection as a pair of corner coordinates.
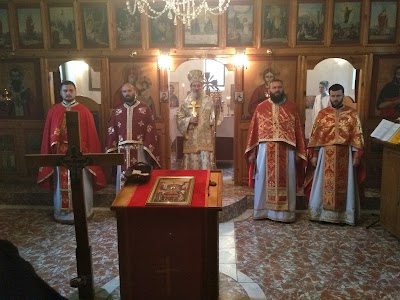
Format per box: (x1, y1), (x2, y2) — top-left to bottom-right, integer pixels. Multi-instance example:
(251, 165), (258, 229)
(26, 111), (124, 300)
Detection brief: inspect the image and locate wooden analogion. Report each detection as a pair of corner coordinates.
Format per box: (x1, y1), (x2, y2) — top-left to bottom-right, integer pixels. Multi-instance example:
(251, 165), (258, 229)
(111, 169), (223, 300)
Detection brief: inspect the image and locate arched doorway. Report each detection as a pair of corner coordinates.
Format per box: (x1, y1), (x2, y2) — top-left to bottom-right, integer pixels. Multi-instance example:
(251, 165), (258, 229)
(168, 59), (235, 176)
(305, 57), (357, 140)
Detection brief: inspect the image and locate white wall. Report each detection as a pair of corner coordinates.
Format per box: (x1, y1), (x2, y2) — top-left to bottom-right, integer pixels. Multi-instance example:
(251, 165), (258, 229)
(63, 60), (101, 104)
(305, 58), (356, 138)
(306, 58), (356, 99)
(169, 59), (235, 146)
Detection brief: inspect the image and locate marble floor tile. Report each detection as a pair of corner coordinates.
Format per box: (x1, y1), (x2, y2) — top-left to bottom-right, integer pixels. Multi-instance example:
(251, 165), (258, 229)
(0, 178), (398, 299)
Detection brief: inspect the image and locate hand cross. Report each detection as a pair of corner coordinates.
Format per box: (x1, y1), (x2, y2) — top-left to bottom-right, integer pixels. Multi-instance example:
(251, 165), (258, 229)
(188, 100), (200, 117)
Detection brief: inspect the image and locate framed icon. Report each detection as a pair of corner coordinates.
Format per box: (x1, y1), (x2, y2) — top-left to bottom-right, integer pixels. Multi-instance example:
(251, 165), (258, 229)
(81, 3), (109, 48)
(296, 0), (325, 45)
(16, 5), (44, 48)
(149, 12), (175, 48)
(115, 4), (142, 48)
(226, 3), (254, 47)
(0, 6), (12, 49)
(146, 176), (195, 206)
(332, 0), (362, 44)
(368, 0), (397, 44)
(183, 14), (219, 47)
(48, 4), (76, 48)
(261, 0), (289, 46)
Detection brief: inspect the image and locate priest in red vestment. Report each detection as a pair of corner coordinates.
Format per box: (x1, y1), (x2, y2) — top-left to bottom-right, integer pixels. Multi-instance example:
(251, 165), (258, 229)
(245, 79), (307, 223)
(106, 82), (160, 194)
(305, 83), (365, 225)
(37, 81), (106, 224)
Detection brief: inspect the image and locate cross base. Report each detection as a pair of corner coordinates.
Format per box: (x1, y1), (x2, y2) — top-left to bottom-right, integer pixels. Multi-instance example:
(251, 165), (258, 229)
(68, 287), (114, 300)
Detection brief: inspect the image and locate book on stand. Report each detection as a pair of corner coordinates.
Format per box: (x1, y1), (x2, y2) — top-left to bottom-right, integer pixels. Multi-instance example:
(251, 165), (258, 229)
(370, 119), (400, 144)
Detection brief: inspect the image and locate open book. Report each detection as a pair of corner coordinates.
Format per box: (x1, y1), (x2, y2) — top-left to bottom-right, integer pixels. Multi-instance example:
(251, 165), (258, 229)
(370, 119), (400, 144)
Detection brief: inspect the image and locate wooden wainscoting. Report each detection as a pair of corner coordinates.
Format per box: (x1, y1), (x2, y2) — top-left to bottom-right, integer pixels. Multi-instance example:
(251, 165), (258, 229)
(0, 120), (44, 182)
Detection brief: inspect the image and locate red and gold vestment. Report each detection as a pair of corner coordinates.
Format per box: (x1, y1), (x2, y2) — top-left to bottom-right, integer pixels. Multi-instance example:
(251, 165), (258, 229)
(245, 99), (306, 211)
(305, 106), (365, 212)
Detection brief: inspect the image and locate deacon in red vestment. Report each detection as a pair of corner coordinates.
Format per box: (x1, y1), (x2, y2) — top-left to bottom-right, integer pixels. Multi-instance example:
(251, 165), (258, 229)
(106, 82), (160, 193)
(37, 81), (106, 224)
(245, 80), (307, 222)
(305, 84), (365, 225)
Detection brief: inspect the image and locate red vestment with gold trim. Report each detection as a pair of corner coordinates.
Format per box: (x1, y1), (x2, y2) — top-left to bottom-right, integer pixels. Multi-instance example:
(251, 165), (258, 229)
(305, 106), (365, 212)
(245, 99), (306, 211)
(37, 102), (106, 211)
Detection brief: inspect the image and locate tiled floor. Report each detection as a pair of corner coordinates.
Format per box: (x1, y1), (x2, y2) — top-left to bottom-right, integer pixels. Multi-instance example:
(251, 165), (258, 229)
(2, 207), (400, 299)
(1, 163), (399, 299)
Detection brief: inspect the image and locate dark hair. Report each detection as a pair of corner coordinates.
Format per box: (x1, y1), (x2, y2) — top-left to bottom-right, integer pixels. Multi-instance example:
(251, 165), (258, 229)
(60, 80), (76, 91)
(329, 83), (344, 94)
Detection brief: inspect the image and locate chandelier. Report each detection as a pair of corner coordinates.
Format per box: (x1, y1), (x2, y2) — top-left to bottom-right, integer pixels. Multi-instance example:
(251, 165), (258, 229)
(125, 0), (231, 26)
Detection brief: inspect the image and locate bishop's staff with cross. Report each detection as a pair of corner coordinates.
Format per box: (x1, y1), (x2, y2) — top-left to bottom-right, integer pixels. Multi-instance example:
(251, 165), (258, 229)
(176, 69), (224, 170)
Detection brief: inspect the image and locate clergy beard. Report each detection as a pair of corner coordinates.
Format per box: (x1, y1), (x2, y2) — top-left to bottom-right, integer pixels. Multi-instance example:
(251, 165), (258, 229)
(270, 92), (285, 104)
(124, 95), (136, 105)
(192, 90), (203, 100)
(331, 101), (343, 109)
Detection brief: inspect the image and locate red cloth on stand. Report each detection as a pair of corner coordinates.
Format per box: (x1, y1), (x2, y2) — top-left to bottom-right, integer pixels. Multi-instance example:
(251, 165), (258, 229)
(127, 170), (210, 207)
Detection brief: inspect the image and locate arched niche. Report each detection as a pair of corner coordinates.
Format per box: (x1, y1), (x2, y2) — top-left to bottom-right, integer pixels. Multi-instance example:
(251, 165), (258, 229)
(46, 58), (105, 142)
(168, 59), (235, 169)
(305, 57), (358, 139)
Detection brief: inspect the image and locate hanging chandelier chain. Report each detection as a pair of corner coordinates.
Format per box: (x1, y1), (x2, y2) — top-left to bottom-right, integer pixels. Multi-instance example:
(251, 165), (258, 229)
(126, 0), (230, 24)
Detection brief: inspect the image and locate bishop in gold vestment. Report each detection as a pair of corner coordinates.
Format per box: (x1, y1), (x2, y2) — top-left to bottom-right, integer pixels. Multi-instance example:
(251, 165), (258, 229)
(176, 70), (223, 169)
(305, 84), (365, 225)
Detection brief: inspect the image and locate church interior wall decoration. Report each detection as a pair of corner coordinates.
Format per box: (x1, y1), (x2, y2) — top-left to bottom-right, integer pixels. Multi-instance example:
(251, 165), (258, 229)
(48, 3), (76, 49)
(296, 0), (325, 45)
(109, 60), (160, 119)
(0, 134), (16, 173)
(80, 2), (109, 48)
(261, 0), (290, 46)
(243, 59), (296, 119)
(368, 0), (398, 44)
(183, 14), (219, 47)
(16, 4), (44, 49)
(369, 54), (400, 119)
(0, 0), (398, 54)
(0, 5), (12, 49)
(88, 68), (101, 92)
(332, 0), (362, 44)
(169, 81), (179, 108)
(226, 2), (254, 47)
(149, 10), (176, 48)
(0, 60), (43, 120)
(115, 3), (142, 48)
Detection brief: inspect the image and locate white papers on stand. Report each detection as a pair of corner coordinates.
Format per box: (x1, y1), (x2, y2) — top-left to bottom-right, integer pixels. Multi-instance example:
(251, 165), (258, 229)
(370, 119), (400, 141)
